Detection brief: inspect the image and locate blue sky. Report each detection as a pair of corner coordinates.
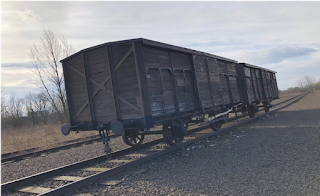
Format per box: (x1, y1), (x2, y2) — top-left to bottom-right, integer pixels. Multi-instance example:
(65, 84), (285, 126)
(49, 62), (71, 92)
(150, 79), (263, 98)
(1, 1), (320, 98)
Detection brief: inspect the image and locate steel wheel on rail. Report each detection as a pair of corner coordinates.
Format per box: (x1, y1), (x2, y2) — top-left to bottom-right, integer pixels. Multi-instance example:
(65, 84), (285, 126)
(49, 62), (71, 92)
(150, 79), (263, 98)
(162, 125), (184, 146)
(263, 101), (270, 112)
(247, 105), (256, 118)
(210, 120), (224, 131)
(122, 129), (145, 147)
(208, 113), (225, 131)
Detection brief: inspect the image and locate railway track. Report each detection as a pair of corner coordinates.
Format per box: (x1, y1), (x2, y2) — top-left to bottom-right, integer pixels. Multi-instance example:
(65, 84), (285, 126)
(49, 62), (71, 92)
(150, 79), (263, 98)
(1, 93), (307, 196)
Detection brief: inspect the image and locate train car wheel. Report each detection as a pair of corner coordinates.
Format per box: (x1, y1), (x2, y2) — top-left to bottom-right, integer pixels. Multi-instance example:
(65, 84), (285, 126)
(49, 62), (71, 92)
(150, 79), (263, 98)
(248, 105), (256, 118)
(263, 101), (270, 112)
(122, 129), (145, 147)
(210, 120), (223, 131)
(162, 125), (184, 146)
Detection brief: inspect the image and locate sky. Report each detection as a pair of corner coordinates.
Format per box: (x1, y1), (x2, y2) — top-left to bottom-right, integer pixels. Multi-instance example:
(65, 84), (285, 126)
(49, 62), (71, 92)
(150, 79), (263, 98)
(1, 1), (320, 98)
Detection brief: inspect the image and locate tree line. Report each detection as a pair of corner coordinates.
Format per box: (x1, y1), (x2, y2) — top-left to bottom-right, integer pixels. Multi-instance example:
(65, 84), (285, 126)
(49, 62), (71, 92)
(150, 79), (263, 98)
(1, 28), (75, 128)
(286, 76), (320, 93)
(1, 90), (62, 128)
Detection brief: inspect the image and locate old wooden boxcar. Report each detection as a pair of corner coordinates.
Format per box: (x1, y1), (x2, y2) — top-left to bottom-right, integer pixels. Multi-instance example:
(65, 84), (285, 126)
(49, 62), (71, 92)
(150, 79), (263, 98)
(60, 38), (242, 147)
(235, 63), (279, 117)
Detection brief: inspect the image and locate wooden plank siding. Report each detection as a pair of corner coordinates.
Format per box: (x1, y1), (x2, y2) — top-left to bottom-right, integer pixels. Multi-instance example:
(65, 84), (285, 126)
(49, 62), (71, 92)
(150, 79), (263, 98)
(86, 47), (117, 123)
(142, 45), (197, 117)
(110, 43), (143, 120)
(62, 39), (283, 131)
(64, 53), (91, 123)
(236, 63), (279, 106)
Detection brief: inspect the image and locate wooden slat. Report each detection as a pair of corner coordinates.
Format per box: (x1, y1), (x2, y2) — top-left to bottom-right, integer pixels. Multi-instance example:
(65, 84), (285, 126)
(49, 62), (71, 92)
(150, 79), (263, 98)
(17, 186), (53, 194)
(83, 167), (111, 172)
(108, 159), (132, 163)
(53, 176), (85, 182)
(125, 153), (147, 157)
(100, 180), (122, 186)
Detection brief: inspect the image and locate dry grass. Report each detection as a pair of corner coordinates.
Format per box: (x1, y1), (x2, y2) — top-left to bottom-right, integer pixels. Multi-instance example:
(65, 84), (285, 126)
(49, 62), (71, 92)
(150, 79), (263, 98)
(1, 124), (99, 154)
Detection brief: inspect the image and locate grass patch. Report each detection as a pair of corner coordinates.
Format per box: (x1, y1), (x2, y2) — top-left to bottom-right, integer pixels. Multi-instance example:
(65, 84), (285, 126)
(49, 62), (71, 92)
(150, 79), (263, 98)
(1, 124), (98, 154)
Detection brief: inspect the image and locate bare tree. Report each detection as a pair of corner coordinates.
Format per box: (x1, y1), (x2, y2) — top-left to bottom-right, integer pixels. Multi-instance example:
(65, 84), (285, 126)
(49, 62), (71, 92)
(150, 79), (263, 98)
(25, 92), (51, 125)
(296, 75), (316, 92)
(3, 93), (26, 127)
(29, 28), (75, 123)
(315, 79), (320, 91)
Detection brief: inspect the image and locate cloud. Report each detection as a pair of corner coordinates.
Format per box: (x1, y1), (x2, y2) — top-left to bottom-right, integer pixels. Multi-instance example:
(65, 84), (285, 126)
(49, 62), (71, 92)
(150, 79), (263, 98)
(2, 9), (42, 22)
(1, 63), (32, 69)
(262, 56), (320, 90)
(238, 46), (317, 65)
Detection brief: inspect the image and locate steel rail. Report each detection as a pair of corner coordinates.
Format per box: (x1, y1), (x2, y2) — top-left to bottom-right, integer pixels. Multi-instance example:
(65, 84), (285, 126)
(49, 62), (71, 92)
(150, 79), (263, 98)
(39, 92), (307, 196)
(1, 93), (306, 194)
(1, 138), (164, 192)
(1, 135), (102, 163)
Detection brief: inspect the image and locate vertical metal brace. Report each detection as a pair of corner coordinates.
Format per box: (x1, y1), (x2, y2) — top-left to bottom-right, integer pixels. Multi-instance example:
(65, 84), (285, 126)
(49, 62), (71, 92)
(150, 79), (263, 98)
(82, 51), (96, 129)
(62, 62), (73, 125)
(105, 46), (118, 119)
(190, 54), (202, 111)
(132, 42), (145, 116)
(205, 57), (215, 109)
(254, 68), (261, 100)
(225, 61), (234, 107)
(261, 70), (268, 100)
(168, 51), (180, 115)
(213, 59), (225, 106)
(249, 68), (257, 101)
(134, 41), (153, 128)
(106, 45), (121, 120)
(182, 70), (188, 109)
(159, 68), (166, 114)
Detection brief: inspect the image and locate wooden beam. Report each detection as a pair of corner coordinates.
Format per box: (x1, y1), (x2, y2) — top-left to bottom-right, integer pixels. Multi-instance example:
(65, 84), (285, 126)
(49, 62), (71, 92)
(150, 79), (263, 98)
(82, 51), (96, 127)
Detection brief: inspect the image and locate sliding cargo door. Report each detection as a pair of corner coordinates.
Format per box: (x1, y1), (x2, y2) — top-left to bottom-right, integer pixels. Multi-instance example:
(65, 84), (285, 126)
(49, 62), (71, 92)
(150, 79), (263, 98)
(193, 55), (213, 109)
(171, 52), (196, 112)
(255, 69), (265, 100)
(143, 46), (196, 117)
(217, 60), (231, 105)
(207, 58), (223, 106)
(226, 62), (240, 104)
(243, 67), (255, 104)
(251, 68), (258, 100)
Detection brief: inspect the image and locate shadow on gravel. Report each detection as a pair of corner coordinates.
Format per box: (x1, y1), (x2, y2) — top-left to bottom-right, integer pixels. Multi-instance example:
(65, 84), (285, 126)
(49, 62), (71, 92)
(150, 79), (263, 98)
(123, 108), (320, 196)
(256, 109), (320, 127)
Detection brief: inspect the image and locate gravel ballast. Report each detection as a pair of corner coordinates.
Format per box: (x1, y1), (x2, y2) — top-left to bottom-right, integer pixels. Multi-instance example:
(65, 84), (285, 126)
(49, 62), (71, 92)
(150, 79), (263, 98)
(69, 93), (320, 195)
(1, 134), (163, 183)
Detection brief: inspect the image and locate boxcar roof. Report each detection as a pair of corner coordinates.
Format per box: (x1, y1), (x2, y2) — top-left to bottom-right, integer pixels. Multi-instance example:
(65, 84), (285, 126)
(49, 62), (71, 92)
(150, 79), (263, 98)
(60, 38), (237, 63)
(239, 63), (277, 73)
